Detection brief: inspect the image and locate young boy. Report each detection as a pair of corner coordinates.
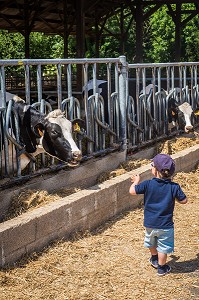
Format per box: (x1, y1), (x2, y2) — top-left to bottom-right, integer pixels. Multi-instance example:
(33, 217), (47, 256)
(129, 153), (187, 276)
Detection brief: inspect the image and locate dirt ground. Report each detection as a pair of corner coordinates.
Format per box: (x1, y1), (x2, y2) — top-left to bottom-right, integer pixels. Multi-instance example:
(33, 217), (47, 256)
(0, 134), (198, 300)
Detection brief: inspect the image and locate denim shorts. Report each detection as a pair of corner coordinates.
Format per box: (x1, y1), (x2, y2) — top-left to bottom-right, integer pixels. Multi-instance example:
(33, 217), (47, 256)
(144, 227), (174, 254)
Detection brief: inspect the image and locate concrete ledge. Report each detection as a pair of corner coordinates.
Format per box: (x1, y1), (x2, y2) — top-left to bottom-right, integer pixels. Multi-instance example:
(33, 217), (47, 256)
(0, 144), (199, 267)
(0, 150), (126, 219)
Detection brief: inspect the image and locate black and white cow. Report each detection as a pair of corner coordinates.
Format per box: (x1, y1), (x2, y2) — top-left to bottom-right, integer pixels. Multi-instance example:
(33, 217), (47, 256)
(167, 97), (199, 133)
(139, 85), (199, 133)
(1, 96), (83, 174)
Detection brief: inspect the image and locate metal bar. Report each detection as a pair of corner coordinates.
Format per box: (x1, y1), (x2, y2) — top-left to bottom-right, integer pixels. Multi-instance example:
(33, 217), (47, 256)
(57, 63), (62, 110)
(118, 56), (127, 150)
(0, 66), (6, 108)
(25, 64), (31, 104)
(37, 64), (42, 104)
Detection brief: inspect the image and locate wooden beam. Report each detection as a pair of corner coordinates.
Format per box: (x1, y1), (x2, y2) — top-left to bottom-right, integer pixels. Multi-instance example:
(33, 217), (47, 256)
(175, 3), (181, 62)
(76, 0), (85, 93)
(63, 0), (69, 58)
(76, 0), (85, 58)
(135, 1), (144, 62)
(24, 0), (30, 58)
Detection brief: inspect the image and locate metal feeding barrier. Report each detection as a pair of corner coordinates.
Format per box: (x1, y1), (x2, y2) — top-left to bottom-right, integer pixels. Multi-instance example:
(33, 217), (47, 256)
(127, 62), (199, 150)
(0, 57), (199, 185)
(0, 57), (126, 184)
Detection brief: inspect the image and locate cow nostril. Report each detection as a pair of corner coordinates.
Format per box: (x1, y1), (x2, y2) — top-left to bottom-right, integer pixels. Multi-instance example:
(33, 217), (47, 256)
(72, 151), (82, 160)
(185, 125), (193, 132)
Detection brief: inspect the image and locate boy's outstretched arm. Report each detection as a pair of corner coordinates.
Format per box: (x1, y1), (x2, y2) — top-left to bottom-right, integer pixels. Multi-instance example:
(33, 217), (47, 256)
(129, 174), (140, 195)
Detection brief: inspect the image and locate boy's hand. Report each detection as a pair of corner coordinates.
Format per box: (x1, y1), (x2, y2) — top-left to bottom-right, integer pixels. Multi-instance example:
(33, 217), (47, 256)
(130, 174), (140, 185)
(129, 174), (140, 195)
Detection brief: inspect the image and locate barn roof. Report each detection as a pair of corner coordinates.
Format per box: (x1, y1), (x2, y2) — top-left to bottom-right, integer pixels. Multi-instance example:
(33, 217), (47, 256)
(0, 0), (197, 36)
(0, 0), (127, 35)
(0, 0), (198, 62)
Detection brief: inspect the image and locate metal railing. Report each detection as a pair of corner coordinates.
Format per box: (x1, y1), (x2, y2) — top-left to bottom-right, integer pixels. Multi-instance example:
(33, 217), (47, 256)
(0, 56), (126, 182)
(127, 62), (199, 150)
(0, 58), (199, 185)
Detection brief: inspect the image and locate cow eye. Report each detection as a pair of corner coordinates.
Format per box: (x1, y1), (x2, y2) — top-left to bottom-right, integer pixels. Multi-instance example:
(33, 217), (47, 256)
(51, 129), (60, 136)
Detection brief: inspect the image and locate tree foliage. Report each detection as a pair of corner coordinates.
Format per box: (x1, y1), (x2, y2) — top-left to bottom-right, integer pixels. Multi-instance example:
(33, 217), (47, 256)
(144, 6), (175, 63)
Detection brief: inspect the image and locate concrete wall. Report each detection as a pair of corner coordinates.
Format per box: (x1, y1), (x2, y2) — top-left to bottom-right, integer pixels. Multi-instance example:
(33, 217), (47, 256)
(0, 150), (126, 220)
(0, 144), (199, 267)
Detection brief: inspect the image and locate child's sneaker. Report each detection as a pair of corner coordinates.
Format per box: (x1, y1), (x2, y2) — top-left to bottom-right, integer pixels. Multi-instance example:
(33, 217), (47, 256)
(149, 255), (158, 268)
(157, 264), (171, 276)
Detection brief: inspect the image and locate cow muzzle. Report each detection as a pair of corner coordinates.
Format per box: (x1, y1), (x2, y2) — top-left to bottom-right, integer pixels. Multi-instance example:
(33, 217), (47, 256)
(67, 150), (82, 167)
(185, 125), (193, 133)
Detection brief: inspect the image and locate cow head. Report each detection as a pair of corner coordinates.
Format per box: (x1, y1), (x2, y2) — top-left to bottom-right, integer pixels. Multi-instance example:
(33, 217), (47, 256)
(12, 97), (83, 167)
(168, 98), (198, 133)
(177, 102), (194, 133)
(41, 109), (82, 166)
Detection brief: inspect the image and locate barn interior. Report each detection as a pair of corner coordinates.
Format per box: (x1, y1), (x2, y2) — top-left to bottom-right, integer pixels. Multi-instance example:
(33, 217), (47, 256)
(0, 0), (199, 62)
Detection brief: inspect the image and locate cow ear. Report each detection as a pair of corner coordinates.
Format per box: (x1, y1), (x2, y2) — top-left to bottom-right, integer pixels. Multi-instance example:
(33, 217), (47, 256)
(34, 123), (44, 137)
(171, 110), (176, 116)
(194, 108), (199, 116)
(72, 118), (85, 132)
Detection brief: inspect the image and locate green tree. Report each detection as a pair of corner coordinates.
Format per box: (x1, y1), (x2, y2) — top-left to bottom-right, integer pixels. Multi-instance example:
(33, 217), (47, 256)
(0, 30), (25, 59)
(144, 6), (175, 63)
(183, 12), (199, 61)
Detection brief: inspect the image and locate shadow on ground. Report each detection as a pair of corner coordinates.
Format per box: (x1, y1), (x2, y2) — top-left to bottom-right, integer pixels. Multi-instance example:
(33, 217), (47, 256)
(170, 253), (199, 274)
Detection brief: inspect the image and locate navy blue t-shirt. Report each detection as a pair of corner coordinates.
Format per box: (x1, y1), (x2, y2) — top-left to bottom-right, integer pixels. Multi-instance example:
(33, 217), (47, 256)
(135, 178), (186, 229)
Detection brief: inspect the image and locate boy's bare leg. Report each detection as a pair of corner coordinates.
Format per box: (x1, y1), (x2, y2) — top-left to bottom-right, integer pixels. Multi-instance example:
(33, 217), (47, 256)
(149, 247), (167, 265)
(158, 252), (167, 265)
(149, 246), (158, 256)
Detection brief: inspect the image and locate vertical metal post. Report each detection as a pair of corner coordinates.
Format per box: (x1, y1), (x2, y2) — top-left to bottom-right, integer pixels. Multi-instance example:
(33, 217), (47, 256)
(0, 66), (9, 175)
(179, 66), (182, 102)
(118, 55), (127, 150)
(57, 63), (62, 110)
(171, 67), (174, 91)
(107, 62), (112, 126)
(67, 64), (73, 119)
(36, 64), (42, 103)
(136, 67), (141, 127)
(190, 66), (193, 105)
(166, 66), (170, 93)
(0, 66), (6, 108)
(114, 62), (119, 138)
(25, 64), (31, 104)
(152, 67), (157, 126)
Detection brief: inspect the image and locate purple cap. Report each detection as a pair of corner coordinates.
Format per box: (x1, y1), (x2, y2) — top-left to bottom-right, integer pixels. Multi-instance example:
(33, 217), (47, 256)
(152, 154), (175, 175)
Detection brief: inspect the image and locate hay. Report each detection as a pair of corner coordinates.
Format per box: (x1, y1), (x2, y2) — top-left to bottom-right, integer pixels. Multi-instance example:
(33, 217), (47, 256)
(3, 187), (81, 222)
(97, 159), (151, 183)
(156, 135), (199, 155)
(0, 166), (198, 299)
(98, 135), (199, 183)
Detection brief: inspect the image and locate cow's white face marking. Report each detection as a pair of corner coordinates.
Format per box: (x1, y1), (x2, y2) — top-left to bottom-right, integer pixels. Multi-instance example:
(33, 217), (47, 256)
(178, 102), (193, 115)
(178, 102), (193, 132)
(45, 109), (81, 153)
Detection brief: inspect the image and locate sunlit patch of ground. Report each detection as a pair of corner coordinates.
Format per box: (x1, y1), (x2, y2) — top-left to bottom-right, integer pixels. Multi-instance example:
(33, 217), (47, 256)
(0, 165), (198, 300)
